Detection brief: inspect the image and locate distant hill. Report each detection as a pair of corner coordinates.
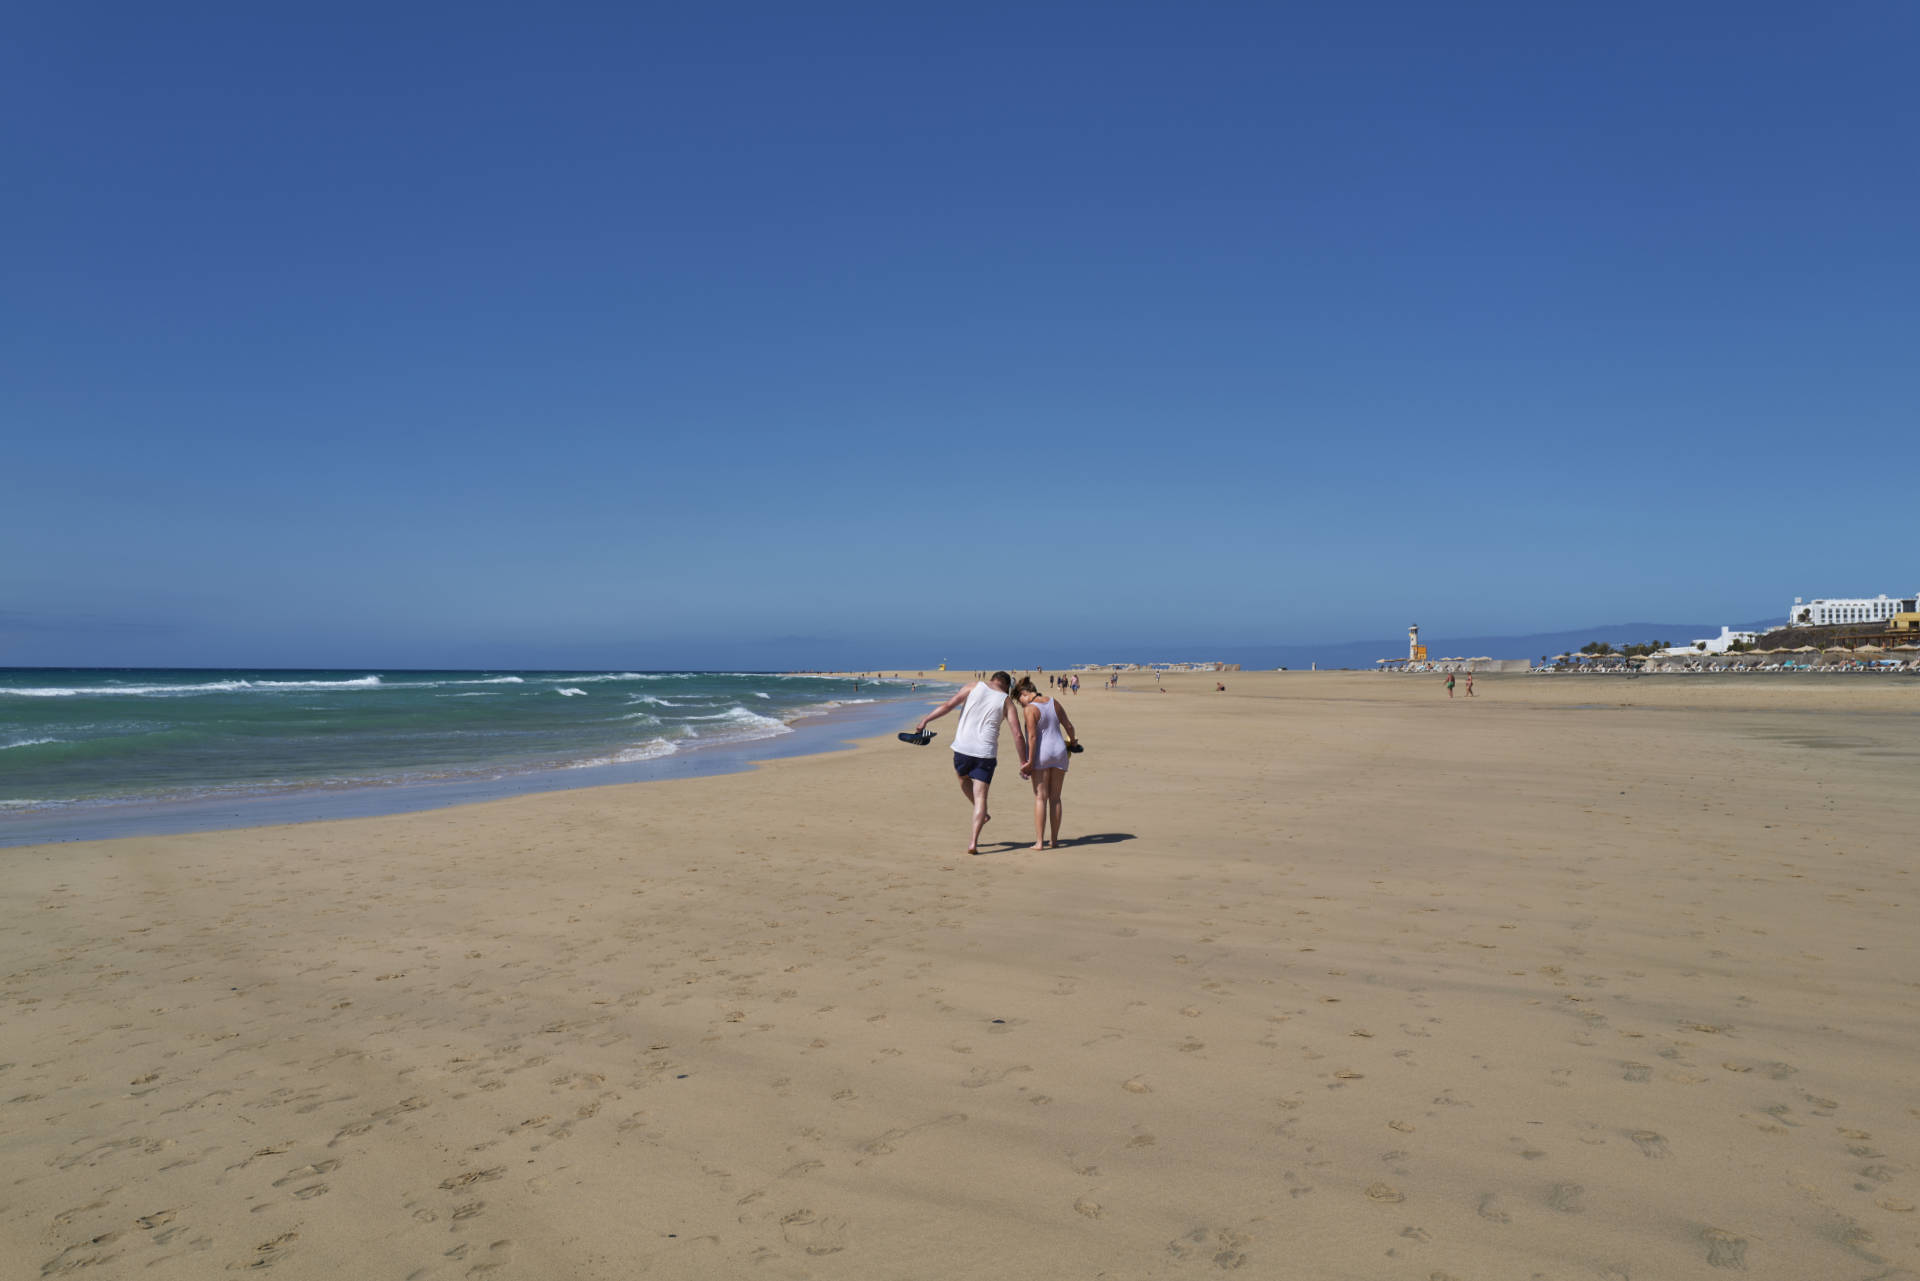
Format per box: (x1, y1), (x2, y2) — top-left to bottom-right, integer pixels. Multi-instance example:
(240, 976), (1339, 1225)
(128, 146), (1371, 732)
(1222, 619), (1780, 671)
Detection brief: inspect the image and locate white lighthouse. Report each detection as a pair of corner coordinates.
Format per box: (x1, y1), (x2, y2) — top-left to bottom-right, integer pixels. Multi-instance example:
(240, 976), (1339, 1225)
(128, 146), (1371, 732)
(1409, 624), (1420, 661)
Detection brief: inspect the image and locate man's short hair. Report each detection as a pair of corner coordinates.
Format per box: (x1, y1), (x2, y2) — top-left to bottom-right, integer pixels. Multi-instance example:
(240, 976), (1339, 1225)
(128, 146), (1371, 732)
(990, 671), (1013, 689)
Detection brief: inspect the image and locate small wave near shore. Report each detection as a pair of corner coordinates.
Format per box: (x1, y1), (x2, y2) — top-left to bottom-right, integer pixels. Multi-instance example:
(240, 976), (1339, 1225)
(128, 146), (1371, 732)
(0, 668), (933, 812)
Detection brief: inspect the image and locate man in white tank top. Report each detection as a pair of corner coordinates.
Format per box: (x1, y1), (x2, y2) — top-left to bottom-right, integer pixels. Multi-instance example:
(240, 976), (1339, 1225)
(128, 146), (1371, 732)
(914, 671), (1029, 855)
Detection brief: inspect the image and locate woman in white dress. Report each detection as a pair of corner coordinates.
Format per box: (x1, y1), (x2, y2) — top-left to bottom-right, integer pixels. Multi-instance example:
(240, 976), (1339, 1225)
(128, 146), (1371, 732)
(1013, 677), (1077, 849)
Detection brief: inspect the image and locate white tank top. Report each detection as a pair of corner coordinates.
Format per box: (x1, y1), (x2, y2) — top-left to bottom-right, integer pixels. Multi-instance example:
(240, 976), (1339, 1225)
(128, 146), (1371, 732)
(951, 682), (1007, 758)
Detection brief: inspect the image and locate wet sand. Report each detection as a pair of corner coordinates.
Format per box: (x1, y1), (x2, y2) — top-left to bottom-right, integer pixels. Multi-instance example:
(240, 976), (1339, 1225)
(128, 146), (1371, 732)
(5, 672), (1918, 1278)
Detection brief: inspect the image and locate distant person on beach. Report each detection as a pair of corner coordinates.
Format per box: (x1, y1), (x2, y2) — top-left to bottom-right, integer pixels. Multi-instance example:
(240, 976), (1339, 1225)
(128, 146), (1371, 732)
(1464, 673), (1474, 697)
(1014, 677), (1076, 849)
(914, 671), (1030, 855)
(1445, 673), (1456, 698)
(1070, 674), (1079, 694)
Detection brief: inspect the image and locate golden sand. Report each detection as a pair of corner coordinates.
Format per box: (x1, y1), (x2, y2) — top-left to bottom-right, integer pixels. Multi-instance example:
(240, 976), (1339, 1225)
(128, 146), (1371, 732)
(5, 672), (1918, 1278)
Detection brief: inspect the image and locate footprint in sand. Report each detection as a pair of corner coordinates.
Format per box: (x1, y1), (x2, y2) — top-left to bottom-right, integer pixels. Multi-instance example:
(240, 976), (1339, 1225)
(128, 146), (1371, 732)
(1366, 1183), (1405, 1204)
(1547, 1183), (1585, 1213)
(1629, 1131), (1670, 1159)
(961, 1064), (1031, 1089)
(1701, 1228), (1748, 1269)
(53, 1199), (111, 1227)
(1166, 1226), (1249, 1269)
(1476, 1193), (1511, 1224)
(779, 1209), (848, 1256)
(271, 1160), (340, 1187)
(40, 1231), (127, 1276)
(245, 1231), (298, 1270)
(460, 1239), (515, 1275)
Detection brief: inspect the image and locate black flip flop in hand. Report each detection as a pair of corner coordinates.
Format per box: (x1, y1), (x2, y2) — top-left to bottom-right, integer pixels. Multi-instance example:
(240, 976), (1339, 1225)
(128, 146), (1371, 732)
(899, 729), (936, 746)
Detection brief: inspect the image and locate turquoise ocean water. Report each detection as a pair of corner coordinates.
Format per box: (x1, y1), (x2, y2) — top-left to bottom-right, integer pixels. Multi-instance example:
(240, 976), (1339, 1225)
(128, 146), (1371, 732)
(0, 669), (927, 816)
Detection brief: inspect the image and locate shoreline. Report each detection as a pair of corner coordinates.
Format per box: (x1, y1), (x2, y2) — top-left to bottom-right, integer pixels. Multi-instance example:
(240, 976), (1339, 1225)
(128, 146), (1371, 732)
(0, 689), (944, 848)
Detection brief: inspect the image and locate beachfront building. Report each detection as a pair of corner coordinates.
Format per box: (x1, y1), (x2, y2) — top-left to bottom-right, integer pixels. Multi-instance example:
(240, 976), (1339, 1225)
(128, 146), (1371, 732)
(1788, 594), (1918, 627)
(1657, 626), (1761, 657)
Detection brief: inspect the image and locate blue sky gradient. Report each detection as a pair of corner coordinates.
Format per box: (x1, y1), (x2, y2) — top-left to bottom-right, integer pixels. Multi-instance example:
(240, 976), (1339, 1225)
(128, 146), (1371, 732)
(5, 3), (1916, 668)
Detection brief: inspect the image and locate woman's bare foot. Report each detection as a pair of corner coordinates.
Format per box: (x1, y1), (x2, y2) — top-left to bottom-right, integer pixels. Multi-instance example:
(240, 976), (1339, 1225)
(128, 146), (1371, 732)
(1030, 841), (1046, 850)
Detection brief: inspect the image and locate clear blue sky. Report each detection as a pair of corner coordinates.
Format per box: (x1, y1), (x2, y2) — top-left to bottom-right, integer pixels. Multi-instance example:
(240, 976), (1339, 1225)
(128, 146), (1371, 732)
(5, 3), (1915, 669)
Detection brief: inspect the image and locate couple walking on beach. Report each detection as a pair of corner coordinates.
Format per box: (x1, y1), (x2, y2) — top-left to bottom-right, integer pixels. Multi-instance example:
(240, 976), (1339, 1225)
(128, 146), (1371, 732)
(914, 671), (1077, 855)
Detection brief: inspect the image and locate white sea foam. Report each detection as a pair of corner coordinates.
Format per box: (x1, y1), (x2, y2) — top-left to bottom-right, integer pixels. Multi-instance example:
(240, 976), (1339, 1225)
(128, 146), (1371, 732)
(753, 692), (771, 699)
(538, 672), (660, 684)
(554, 688), (588, 697)
(1, 737), (61, 750)
(446, 692), (501, 697)
(683, 706), (792, 734)
(629, 695), (679, 707)
(618, 711), (661, 722)
(565, 738), (680, 768)
(2, 676), (386, 698)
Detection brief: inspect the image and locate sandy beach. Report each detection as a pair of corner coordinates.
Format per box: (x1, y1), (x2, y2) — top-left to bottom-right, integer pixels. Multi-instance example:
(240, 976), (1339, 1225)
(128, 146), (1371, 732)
(6, 672), (1919, 1279)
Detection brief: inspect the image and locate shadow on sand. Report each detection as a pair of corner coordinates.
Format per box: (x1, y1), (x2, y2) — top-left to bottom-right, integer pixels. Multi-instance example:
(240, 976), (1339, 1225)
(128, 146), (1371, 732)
(972, 832), (1137, 854)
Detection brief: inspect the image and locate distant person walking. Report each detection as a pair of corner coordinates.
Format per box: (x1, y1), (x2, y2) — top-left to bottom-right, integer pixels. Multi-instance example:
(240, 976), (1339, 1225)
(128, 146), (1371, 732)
(1444, 673), (1456, 698)
(1015, 677), (1076, 849)
(1069, 674), (1079, 695)
(1464, 673), (1475, 697)
(914, 671), (1029, 855)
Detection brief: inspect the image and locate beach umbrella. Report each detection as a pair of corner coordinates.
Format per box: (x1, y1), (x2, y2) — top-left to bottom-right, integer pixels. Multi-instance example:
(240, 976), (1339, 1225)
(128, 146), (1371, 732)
(1793, 646), (1818, 653)
(1855, 644), (1884, 653)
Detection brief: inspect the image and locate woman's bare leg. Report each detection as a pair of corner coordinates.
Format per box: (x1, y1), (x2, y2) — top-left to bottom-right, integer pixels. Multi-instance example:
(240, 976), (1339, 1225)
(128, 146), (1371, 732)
(1030, 771), (1047, 849)
(1047, 771), (1065, 846)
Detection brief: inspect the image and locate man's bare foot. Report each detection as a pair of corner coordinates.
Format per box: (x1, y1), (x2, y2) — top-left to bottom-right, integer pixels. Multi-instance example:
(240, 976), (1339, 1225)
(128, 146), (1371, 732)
(967, 846), (980, 855)
(1030, 842), (1046, 850)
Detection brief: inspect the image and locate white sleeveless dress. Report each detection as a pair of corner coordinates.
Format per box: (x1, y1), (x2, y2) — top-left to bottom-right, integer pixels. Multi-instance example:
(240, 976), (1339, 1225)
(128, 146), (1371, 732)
(1031, 698), (1069, 772)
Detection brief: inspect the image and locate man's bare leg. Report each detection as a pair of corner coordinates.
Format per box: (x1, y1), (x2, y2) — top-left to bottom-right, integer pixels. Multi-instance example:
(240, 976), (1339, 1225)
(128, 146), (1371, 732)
(967, 778), (992, 854)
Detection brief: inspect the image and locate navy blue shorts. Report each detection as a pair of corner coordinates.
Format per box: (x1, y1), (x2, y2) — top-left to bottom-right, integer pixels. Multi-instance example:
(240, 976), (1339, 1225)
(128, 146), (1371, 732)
(952, 751), (997, 783)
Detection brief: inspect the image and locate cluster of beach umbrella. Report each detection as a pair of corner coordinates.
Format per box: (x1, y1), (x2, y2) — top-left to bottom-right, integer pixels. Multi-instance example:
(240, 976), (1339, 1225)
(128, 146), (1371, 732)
(1540, 644), (1920, 668)
(1633, 644), (1920, 663)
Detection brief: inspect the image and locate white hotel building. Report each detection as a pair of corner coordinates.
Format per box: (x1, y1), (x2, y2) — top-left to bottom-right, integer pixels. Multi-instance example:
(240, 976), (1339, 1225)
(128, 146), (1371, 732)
(1788, 594), (1919, 627)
